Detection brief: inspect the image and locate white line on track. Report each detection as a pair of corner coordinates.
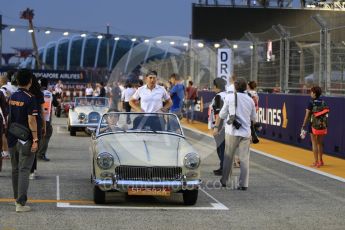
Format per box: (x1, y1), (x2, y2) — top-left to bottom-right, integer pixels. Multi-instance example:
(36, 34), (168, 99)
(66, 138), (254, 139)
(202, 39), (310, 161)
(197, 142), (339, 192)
(183, 125), (345, 184)
(56, 176), (228, 210)
(57, 201), (228, 210)
(56, 175), (60, 201)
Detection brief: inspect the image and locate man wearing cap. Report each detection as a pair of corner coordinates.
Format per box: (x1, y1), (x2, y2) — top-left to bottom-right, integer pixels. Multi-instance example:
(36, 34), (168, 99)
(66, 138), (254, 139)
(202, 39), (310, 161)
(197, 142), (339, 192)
(129, 71), (172, 113)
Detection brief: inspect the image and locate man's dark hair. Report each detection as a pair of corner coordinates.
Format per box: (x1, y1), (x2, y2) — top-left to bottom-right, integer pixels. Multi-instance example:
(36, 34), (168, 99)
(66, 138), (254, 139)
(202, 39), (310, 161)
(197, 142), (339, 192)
(234, 78), (247, 92)
(16, 69), (33, 86)
(170, 73), (180, 80)
(311, 86), (322, 98)
(213, 78), (226, 91)
(40, 77), (49, 88)
(146, 70), (157, 77)
(100, 82), (104, 86)
(188, 80), (193, 86)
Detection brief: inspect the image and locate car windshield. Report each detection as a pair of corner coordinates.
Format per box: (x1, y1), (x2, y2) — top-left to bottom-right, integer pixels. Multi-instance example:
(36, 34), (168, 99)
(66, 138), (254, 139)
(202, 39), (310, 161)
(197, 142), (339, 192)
(75, 97), (108, 107)
(97, 113), (183, 136)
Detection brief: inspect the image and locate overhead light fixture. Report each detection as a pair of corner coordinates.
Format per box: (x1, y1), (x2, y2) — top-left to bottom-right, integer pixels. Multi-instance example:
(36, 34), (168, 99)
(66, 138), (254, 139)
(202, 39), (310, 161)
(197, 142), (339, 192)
(10, 28), (16, 32)
(233, 44), (238, 49)
(197, 42), (204, 48)
(28, 29), (34, 33)
(156, 40), (162, 44)
(131, 38), (137, 42)
(114, 37), (120, 41)
(45, 30), (51, 34)
(63, 32), (69, 36)
(144, 39), (150, 43)
(97, 35), (103, 39)
(214, 43), (220, 48)
(81, 33), (87, 37)
(170, 41), (175, 45)
(183, 43), (189, 47)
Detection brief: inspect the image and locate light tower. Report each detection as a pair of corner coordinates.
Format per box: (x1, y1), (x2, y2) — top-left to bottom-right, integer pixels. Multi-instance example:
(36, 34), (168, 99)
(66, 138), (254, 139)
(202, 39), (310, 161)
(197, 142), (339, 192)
(20, 8), (42, 69)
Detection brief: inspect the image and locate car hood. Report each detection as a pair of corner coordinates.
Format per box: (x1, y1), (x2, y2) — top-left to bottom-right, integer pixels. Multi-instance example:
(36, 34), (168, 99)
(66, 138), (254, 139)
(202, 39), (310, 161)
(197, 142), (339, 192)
(96, 133), (183, 166)
(74, 106), (108, 114)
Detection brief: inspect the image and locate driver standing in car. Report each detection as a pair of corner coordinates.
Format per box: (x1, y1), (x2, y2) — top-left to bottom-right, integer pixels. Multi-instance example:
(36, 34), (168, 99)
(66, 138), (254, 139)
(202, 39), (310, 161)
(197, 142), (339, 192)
(129, 70), (172, 113)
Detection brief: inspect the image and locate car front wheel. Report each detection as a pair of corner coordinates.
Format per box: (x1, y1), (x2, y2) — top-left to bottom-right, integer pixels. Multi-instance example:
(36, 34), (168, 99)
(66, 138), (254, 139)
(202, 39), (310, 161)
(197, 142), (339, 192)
(94, 186), (106, 204)
(182, 189), (198, 205)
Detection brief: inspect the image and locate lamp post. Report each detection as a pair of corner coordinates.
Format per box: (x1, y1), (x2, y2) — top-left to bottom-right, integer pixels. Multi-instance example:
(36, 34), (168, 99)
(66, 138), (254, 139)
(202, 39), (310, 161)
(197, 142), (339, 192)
(106, 24), (110, 70)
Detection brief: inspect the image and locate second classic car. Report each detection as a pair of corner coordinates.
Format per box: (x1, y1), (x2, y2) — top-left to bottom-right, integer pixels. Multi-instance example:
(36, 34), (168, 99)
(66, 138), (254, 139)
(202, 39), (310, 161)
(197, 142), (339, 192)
(68, 97), (109, 136)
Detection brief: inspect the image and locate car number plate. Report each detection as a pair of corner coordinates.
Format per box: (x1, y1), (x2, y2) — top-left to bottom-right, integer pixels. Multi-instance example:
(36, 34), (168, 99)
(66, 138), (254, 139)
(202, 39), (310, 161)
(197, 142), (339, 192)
(128, 188), (171, 196)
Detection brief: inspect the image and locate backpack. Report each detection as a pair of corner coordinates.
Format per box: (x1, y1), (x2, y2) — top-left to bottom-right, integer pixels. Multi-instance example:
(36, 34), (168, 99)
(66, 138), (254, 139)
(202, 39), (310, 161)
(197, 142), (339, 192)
(310, 100), (329, 135)
(208, 91), (227, 129)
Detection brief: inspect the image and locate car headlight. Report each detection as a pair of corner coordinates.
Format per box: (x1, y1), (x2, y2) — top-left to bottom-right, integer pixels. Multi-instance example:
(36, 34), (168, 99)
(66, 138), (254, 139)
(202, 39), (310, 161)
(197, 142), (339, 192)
(78, 112), (87, 122)
(96, 152), (114, 170)
(183, 152), (200, 169)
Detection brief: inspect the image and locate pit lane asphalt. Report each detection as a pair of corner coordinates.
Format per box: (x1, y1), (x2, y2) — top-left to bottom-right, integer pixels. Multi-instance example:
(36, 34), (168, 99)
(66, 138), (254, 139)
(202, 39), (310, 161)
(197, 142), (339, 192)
(0, 117), (345, 230)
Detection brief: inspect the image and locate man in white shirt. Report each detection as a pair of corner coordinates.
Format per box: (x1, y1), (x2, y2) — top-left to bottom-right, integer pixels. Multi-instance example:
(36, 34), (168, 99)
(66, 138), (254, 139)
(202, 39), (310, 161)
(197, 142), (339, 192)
(129, 71), (172, 113)
(215, 78), (256, 190)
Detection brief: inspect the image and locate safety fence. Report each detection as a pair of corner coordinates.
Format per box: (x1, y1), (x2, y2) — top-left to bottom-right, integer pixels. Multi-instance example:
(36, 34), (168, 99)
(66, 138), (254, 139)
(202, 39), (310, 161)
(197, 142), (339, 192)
(142, 13), (345, 96)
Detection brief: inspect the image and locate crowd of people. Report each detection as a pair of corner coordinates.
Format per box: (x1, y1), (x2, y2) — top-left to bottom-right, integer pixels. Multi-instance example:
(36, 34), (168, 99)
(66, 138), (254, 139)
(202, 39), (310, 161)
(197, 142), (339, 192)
(0, 68), (328, 212)
(0, 69), (59, 212)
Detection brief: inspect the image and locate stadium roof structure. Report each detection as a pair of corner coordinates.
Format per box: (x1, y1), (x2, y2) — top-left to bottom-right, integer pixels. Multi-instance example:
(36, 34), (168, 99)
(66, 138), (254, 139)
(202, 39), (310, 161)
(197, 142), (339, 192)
(20, 35), (188, 74)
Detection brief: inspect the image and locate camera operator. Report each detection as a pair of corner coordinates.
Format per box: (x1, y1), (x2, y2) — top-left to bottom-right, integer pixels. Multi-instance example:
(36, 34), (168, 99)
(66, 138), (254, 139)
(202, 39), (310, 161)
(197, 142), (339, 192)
(215, 78), (256, 190)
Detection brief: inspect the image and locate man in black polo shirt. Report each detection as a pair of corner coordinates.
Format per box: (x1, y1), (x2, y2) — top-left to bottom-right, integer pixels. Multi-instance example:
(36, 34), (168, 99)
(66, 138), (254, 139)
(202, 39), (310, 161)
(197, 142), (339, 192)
(8, 69), (39, 212)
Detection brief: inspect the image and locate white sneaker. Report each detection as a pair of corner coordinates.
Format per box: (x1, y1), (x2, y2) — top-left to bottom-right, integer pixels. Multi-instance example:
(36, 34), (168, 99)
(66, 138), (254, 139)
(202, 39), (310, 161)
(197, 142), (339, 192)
(16, 204), (31, 212)
(29, 173), (36, 180)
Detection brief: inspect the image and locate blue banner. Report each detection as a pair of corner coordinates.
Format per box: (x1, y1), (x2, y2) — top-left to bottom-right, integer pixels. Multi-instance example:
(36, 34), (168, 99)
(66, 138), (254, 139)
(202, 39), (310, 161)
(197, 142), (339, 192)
(0, 68), (87, 83)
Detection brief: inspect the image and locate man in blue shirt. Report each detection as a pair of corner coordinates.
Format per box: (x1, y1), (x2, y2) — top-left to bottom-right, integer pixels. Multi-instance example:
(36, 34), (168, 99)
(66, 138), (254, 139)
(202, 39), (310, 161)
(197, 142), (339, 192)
(8, 69), (38, 212)
(169, 73), (185, 119)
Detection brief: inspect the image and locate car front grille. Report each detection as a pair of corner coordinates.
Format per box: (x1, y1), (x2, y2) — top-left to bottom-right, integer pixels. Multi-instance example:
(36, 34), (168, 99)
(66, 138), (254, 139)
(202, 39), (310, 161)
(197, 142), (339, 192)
(88, 112), (100, 123)
(115, 166), (182, 181)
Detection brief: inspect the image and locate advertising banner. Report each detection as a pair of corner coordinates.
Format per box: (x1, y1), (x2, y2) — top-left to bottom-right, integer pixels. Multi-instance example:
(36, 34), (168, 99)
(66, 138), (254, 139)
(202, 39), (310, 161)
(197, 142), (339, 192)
(196, 91), (344, 158)
(257, 93), (344, 158)
(0, 68), (87, 83)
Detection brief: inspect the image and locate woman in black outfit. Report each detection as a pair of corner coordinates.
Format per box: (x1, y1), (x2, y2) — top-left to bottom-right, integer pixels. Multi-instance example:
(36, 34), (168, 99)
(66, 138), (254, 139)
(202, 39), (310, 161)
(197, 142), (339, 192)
(29, 76), (45, 179)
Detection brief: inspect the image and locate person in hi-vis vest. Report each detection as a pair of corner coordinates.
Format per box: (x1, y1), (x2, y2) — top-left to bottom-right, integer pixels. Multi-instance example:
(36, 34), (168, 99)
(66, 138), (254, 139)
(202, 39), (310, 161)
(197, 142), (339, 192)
(37, 78), (59, 161)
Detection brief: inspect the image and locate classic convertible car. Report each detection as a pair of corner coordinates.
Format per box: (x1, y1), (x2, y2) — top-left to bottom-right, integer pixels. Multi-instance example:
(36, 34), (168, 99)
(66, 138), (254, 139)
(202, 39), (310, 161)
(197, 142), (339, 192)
(90, 112), (202, 205)
(68, 97), (109, 136)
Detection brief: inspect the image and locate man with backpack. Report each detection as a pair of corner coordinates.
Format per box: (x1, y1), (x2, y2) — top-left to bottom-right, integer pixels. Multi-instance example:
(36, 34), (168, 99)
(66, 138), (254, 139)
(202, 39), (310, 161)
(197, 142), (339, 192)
(210, 78), (227, 176)
(301, 86), (329, 168)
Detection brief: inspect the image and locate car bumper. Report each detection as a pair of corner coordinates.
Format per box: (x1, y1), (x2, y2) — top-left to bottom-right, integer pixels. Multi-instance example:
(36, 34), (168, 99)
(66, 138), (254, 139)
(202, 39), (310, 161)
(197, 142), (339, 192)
(93, 178), (202, 192)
